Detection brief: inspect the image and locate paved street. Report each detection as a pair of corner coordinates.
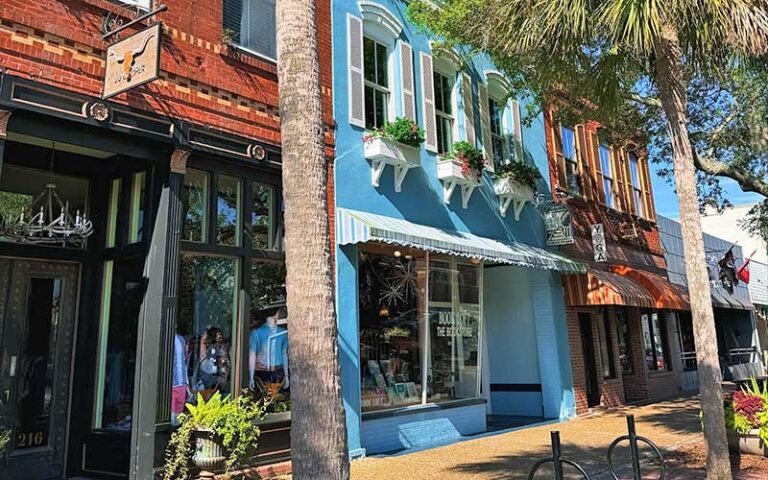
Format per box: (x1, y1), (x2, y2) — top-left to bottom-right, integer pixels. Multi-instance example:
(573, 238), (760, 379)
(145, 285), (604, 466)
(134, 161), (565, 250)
(349, 396), (764, 480)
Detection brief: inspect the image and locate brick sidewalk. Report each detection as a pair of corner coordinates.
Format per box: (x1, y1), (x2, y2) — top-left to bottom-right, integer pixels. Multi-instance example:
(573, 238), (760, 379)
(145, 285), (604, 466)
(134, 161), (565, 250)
(349, 396), (765, 480)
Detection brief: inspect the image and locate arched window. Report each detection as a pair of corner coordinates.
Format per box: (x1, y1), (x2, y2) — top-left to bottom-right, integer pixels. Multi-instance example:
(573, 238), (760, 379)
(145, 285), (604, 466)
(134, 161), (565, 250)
(431, 47), (461, 155)
(482, 71), (520, 171)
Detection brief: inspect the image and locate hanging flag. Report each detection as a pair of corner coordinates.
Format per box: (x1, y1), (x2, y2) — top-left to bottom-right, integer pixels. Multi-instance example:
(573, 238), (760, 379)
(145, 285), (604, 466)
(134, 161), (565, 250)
(719, 246), (738, 294)
(737, 250), (757, 284)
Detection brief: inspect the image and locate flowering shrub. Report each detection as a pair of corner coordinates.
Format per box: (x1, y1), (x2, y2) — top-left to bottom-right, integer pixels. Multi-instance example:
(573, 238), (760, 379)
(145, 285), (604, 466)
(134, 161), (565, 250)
(441, 141), (486, 180)
(363, 118), (425, 147)
(725, 378), (768, 444)
(493, 161), (542, 192)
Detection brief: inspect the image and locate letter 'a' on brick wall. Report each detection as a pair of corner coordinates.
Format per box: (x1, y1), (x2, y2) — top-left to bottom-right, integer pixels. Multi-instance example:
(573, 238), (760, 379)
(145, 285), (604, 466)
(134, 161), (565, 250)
(399, 41), (415, 121)
(348, 14), (365, 128)
(461, 73), (475, 144)
(420, 52), (438, 153)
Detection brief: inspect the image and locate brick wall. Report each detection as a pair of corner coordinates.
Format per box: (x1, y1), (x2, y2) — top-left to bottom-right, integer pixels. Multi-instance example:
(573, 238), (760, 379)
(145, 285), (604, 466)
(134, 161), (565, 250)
(566, 307), (626, 415)
(0, 0), (334, 151)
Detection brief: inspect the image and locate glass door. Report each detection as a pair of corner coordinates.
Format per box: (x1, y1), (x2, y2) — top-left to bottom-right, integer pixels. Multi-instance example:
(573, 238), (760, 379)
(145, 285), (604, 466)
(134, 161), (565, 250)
(0, 259), (80, 480)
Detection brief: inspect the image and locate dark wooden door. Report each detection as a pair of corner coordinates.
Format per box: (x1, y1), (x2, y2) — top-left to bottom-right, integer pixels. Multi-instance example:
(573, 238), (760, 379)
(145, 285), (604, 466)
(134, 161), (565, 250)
(0, 259), (80, 480)
(579, 313), (601, 408)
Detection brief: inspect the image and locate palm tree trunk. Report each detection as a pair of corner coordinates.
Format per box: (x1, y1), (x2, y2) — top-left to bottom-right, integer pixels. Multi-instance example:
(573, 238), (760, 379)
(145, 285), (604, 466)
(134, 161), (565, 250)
(275, 0), (350, 478)
(653, 23), (732, 480)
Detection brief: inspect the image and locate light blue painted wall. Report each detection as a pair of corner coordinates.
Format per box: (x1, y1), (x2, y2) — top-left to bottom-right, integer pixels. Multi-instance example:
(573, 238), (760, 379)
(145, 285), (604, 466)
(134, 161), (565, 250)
(331, 0), (575, 455)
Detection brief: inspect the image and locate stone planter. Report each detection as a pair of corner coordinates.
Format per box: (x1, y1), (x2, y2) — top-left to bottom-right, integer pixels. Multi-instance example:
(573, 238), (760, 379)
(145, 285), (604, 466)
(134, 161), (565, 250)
(492, 177), (534, 220)
(363, 137), (421, 192)
(437, 159), (481, 208)
(727, 429), (768, 456)
(192, 429), (226, 473)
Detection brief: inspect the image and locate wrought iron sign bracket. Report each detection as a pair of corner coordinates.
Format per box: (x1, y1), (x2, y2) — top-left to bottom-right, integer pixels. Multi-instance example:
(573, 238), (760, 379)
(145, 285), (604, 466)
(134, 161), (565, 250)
(103, 3), (168, 41)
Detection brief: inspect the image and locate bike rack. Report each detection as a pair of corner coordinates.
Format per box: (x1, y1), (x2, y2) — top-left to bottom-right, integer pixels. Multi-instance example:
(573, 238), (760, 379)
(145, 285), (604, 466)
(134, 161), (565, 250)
(526, 415), (666, 480)
(527, 431), (591, 480)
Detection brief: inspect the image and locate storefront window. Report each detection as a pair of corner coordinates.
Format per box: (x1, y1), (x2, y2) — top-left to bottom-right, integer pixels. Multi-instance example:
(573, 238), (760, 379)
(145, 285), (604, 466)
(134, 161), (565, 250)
(93, 257), (144, 430)
(251, 183), (274, 250)
(176, 254), (238, 406)
(428, 260), (481, 402)
(677, 312), (697, 371)
(128, 172), (145, 244)
(182, 170), (208, 243)
(359, 250), (426, 411)
(217, 175), (241, 246)
(616, 309), (633, 375)
(248, 261), (290, 414)
(358, 248), (483, 412)
(642, 311), (670, 371)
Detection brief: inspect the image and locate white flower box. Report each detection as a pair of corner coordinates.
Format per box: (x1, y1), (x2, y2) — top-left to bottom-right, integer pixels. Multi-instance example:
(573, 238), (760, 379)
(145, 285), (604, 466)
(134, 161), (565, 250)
(437, 159), (481, 208)
(493, 177), (535, 220)
(364, 138), (421, 192)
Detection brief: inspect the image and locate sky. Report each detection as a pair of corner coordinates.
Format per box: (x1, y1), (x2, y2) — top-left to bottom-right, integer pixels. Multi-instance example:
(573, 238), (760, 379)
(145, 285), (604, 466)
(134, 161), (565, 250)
(649, 162), (763, 219)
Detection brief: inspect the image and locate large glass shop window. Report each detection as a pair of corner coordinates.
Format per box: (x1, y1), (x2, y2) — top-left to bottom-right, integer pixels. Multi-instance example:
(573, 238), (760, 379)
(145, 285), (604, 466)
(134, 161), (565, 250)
(248, 261), (289, 413)
(358, 248), (482, 412)
(175, 254), (239, 408)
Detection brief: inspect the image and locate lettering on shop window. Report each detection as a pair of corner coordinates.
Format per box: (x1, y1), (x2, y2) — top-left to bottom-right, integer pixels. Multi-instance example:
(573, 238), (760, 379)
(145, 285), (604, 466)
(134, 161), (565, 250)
(436, 311), (477, 337)
(15, 431), (46, 449)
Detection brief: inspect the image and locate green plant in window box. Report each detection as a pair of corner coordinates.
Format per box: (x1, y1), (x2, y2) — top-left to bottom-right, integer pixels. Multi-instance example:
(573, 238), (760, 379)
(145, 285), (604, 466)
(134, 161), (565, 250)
(220, 28), (239, 55)
(163, 391), (266, 480)
(492, 160), (542, 192)
(441, 140), (486, 181)
(363, 117), (425, 148)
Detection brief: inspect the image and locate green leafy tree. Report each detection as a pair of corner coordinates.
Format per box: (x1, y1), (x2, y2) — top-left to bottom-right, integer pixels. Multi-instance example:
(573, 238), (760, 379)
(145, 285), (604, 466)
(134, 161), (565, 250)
(409, 1), (768, 477)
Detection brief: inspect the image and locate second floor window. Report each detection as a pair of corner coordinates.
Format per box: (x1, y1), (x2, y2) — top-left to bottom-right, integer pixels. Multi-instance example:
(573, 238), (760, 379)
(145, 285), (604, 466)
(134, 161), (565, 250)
(434, 72), (454, 155)
(223, 0), (277, 60)
(560, 125), (580, 195)
(599, 144), (614, 208)
(489, 98), (506, 169)
(628, 152), (645, 218)
(364, 37), (389, 130)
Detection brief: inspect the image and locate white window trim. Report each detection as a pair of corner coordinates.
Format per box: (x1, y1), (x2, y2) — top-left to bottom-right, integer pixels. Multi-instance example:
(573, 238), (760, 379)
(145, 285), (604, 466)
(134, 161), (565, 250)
(488, 96), (509, 163)
(432, 45), (461, 143)
(432, 68), (457, 155)
(363, 35), (396, 126)
(484, 70), (514, 164)
(117, 0), (151, 9)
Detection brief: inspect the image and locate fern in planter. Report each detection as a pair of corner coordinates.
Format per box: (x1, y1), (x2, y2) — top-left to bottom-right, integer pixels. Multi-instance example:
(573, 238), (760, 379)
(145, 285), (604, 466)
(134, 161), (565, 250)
(0, 429), (9, 454)
(363, 117), (425, 147)
(493, 161), (542, 192)
(163, 392), (266, 480)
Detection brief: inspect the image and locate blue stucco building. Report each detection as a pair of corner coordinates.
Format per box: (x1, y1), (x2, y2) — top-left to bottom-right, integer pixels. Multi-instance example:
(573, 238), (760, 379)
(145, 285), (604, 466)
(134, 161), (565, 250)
(331, 0), (582, 457)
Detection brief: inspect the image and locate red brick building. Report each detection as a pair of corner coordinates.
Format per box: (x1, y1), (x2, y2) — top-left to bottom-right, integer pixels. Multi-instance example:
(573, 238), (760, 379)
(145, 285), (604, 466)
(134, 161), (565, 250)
(0, 1), (332, 479)
(543, 111), (690, 415)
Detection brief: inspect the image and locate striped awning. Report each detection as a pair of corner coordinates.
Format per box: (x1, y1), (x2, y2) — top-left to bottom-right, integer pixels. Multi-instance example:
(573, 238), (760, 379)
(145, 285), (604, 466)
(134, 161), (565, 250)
(564, 269), (657, 308)
(336, 208), (586, 273)
(610, 266), (690, 311)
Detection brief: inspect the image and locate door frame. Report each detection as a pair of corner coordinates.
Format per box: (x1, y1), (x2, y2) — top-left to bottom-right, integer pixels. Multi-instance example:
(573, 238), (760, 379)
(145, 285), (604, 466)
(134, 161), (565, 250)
(0, 257), (82, 480)
(578, 312), (601, 408)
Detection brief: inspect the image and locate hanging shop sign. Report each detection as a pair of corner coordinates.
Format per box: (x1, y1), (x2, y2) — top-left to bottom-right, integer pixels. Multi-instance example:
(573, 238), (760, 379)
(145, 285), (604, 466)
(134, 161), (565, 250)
(545, 203), (574, 246)
(591, 223), (607, 262)
(103, 23), (162, 99)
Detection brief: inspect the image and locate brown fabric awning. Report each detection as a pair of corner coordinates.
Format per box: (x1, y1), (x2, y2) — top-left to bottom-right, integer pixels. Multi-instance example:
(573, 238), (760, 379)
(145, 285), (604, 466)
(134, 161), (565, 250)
(610, 266), (690, 311)
(564, 269), (656, 308)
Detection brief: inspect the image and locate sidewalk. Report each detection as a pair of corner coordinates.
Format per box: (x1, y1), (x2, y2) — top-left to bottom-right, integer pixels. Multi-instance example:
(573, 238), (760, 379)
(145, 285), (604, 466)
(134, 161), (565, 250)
(349, 396), (765, 479)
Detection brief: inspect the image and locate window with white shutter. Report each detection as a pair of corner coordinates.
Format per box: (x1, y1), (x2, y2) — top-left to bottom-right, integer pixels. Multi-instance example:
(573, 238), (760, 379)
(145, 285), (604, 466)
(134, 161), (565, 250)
(347, 15), (366, 128)
(420, 53), (438, 153)
(223, 0), (277, 60)
(510, 100), (523, 161)
(461, 74), (475, 144)
(479, 84), (494, 172)
(399, 42), (415, 121)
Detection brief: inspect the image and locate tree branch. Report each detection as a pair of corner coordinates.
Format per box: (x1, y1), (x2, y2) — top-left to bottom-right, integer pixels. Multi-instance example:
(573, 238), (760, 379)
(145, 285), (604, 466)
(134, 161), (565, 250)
(627, 93), (662, 108)
(692, 149), (768, 198)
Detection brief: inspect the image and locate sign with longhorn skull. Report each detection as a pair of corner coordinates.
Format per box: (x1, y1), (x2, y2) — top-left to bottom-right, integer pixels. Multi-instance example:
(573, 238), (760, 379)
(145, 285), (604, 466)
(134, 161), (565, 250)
(103, 23), (162, 99)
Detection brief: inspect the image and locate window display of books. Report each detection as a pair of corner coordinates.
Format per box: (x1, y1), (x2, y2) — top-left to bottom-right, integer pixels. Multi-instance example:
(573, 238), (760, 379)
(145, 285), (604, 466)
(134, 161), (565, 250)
(361, 359), (422, 410)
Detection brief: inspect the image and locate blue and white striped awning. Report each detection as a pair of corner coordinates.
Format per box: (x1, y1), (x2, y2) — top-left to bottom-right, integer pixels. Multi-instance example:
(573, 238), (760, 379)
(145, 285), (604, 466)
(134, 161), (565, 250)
(337, 208), (585, 274)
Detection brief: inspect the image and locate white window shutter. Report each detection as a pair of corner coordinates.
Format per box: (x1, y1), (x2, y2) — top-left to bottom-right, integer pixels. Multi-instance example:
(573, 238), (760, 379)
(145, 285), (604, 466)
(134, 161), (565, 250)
(461, 73), (475, 144)
(420, 53), (438, 153)
(347, 14), (365, 128)
(479, 84), (494, 172)
(510, 100), (523, 161)
(399, 42), (416, 121)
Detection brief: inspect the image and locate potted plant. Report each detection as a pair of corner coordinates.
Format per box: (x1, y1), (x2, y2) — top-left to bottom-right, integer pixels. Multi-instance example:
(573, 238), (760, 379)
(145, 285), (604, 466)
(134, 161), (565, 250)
(437, 141), (485, 207)
(492, 161), (542, 219)
(220, 28), (238, 55)
(363, 118), (425, 191)
(724, 378), (768, 456)
(0, 429), (9, 454)
(163, 392), (266, 480)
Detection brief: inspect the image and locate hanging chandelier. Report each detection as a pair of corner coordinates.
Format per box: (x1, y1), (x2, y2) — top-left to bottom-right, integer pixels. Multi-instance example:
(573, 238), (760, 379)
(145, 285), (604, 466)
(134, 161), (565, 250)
(0, 145), (93, 246)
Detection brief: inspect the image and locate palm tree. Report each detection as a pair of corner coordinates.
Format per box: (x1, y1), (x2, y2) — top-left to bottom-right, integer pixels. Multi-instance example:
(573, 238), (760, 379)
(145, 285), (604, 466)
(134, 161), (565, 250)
(408, 1), (768, 477)
(274, 0), (350, 478)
